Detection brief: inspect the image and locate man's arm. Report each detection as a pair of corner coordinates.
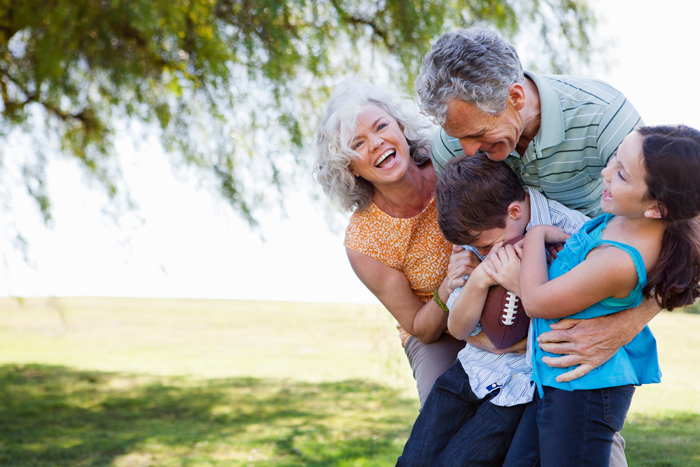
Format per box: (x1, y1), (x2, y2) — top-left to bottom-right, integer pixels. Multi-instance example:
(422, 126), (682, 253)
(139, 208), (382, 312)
(537, 297), (661, 382)
(597, 92), (643, 166)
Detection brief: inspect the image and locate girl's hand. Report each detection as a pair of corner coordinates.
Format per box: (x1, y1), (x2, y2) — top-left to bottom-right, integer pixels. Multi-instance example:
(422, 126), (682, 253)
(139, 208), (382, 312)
(446, 244), (482, 293)
(530, 225), (571, 244)
(513, 237), (525, 258)
(481, 242), (522, 296)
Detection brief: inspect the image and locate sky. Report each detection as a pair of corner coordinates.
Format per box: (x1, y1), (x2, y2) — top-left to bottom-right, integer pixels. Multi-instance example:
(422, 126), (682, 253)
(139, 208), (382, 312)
(2, 0), (700, 304)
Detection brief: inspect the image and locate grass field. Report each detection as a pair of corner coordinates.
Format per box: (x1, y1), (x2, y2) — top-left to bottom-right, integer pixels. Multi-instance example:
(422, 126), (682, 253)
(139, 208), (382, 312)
(0, 297), (698, 466)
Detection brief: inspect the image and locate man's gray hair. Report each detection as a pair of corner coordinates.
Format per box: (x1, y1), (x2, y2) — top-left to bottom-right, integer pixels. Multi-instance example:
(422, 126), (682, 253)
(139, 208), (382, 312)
(314, 79), (433, 212)
(415, 29), (524, 124)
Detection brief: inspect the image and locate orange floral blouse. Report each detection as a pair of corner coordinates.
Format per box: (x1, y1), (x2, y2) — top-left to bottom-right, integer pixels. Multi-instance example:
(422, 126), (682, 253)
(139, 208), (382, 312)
(344, 197), (452, 345)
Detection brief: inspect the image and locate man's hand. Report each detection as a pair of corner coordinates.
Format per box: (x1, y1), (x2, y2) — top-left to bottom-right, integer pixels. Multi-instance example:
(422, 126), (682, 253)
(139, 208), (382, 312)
(537, 299), (661, 382)
(537, 318), (619, 382)
(546, 242), (565, 261)
(446, 245), (481, 293)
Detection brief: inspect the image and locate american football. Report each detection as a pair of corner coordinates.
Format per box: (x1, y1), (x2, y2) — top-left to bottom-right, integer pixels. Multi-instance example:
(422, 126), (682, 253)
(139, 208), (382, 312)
(480, 235), (529, 350)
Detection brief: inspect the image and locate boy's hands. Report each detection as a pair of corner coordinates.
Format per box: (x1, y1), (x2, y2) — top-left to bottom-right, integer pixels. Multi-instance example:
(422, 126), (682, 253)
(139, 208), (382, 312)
(481, 240), (523, 296)
(469, 259), (499, 289)
(446, 245), (482, 293)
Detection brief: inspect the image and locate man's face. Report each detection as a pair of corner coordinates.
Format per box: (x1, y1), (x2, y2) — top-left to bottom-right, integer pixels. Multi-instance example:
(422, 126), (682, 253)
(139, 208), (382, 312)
(442, 99), (524, 162)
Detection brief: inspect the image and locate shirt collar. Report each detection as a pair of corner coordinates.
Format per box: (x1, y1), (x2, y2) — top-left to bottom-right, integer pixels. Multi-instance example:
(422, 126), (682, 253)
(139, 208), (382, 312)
(525, 71), (565, 152)
(525, 187), (553, 232)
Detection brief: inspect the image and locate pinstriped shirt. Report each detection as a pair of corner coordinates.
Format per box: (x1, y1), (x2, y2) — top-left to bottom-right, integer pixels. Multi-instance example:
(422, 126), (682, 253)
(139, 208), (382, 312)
(446, 188), (588, 407)
(431, 72), (643, 218)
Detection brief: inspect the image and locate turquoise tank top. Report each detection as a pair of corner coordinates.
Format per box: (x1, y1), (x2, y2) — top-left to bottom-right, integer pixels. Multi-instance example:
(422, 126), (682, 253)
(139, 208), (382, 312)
(531, 214), (662, 395)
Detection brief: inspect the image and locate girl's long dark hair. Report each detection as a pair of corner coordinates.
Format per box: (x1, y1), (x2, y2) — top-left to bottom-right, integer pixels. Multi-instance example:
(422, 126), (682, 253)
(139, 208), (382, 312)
(639, 125), (700, 310)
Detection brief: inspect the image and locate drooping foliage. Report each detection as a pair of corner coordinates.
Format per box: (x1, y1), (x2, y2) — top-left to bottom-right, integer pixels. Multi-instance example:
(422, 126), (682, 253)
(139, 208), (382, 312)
(0, 0), (597, 225)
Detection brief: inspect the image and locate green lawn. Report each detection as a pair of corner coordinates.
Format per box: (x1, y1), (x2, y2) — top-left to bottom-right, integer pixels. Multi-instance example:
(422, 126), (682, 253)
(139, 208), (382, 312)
(0, 297), (698, 466)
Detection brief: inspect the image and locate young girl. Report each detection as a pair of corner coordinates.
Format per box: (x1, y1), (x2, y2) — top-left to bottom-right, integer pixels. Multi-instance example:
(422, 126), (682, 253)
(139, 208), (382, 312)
(495, 125), (700, 466)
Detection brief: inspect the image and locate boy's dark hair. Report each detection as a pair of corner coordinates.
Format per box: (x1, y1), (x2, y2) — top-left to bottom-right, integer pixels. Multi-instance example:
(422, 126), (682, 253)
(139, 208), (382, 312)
(435, 154), (526, 246)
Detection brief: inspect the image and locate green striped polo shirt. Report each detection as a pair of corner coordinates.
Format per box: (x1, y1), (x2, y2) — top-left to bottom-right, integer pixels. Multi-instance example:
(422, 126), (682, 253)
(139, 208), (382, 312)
(431, 72), (643, 217)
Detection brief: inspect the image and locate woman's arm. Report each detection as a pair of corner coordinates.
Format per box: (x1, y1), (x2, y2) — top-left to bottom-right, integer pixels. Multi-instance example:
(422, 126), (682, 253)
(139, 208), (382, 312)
(346, 247), (479, 343)
(519, 225), (639, 319)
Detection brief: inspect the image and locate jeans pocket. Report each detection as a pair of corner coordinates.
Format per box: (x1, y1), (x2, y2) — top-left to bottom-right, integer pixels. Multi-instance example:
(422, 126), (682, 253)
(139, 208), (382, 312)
(601, 385), (635, 432)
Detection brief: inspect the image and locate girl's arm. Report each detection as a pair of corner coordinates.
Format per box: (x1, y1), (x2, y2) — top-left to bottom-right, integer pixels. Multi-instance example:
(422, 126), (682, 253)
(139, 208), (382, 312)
(346, 247), (480, 344)
(447, 263), (496, 340)
(519, 225), (639, 319)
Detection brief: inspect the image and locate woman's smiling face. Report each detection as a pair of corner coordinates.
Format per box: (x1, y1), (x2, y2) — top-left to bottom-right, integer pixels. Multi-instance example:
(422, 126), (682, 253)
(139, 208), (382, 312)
(349, 105), (411, 187)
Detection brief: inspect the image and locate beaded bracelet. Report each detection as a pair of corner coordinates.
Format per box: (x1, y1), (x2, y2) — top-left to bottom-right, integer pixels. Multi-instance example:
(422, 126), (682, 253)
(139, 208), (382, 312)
(432, 287), (449, 313)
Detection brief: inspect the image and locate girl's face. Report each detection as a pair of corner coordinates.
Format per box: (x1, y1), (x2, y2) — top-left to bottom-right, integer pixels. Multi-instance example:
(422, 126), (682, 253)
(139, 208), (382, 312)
(348, 105), (411, 187)
(600, 131), (658, 218)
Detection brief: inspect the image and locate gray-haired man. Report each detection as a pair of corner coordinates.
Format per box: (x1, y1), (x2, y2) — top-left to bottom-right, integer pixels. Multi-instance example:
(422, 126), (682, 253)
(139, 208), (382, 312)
(415, 28), (660, 467)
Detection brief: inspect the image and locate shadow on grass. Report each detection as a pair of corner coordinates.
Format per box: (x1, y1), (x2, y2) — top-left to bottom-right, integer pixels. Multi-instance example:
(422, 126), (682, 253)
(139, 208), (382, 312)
(5, 364), (696, 467)
(624, 412), (700, 466)
(0, 364), (418, 467)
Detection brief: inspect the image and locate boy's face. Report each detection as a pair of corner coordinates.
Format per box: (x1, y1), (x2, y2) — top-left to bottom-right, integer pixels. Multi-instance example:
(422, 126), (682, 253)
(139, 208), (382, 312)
(469, 215), (527, 257)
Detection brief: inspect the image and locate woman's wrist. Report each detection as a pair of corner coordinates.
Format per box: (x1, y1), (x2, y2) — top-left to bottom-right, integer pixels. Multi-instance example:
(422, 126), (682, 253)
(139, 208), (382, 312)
(433, 286), (450, 313)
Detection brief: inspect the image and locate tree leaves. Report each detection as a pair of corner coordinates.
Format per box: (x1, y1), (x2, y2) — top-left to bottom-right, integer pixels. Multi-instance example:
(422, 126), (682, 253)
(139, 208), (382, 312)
(0, 0), (597, 225)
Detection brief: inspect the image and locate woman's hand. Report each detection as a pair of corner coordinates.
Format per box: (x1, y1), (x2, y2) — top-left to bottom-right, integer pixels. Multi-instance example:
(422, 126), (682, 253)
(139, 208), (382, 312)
(446, 245), (482, 294)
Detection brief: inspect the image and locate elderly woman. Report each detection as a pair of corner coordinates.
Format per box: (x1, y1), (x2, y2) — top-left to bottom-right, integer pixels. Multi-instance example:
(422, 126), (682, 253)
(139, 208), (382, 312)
(314, 80), (478, 406)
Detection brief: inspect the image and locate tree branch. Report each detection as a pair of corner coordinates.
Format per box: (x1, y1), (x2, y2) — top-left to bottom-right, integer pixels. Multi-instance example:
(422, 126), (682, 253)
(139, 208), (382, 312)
(0, 68), (92, 125)
(328, 0), (395, 52)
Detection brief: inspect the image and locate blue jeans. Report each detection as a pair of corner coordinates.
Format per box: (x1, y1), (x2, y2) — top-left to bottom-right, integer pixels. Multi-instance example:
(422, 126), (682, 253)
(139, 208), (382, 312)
(404, 333), (466, 408)
(503, 385), (635, 467)
(397, 361), (526, 467)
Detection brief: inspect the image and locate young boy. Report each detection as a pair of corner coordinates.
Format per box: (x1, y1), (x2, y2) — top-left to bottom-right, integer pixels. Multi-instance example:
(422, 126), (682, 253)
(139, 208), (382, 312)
(396, 154), (588, 467)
